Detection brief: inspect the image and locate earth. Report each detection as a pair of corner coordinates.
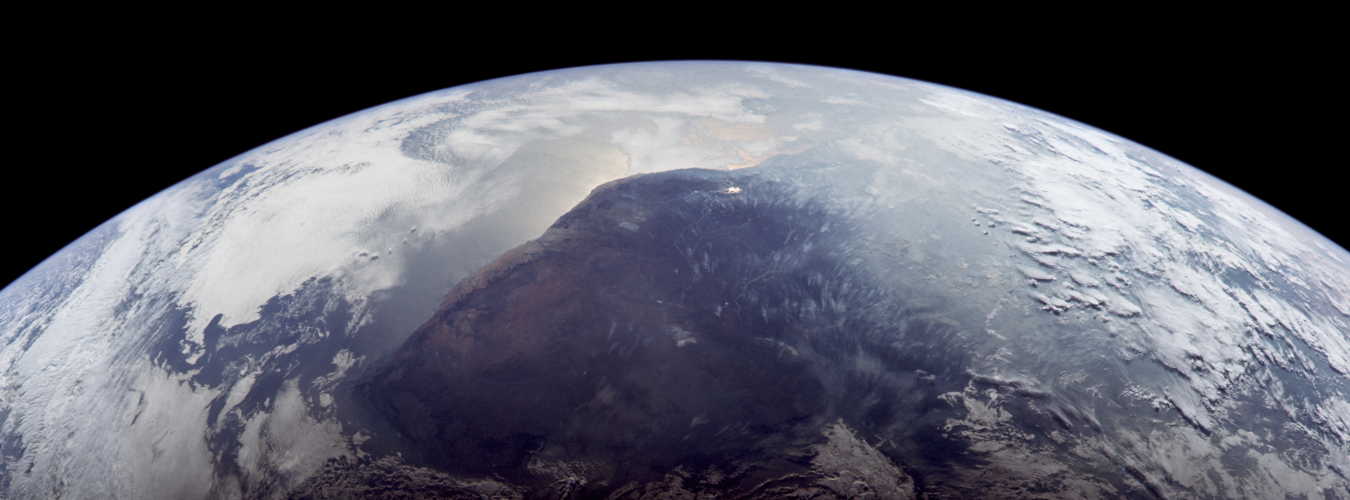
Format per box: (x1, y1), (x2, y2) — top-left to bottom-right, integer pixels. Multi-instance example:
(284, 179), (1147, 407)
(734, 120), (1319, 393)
(2, 62), (1348, 499)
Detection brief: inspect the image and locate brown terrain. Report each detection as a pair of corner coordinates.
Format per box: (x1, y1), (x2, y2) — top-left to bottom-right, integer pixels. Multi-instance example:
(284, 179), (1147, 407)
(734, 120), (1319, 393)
(343, 169), (926, 499)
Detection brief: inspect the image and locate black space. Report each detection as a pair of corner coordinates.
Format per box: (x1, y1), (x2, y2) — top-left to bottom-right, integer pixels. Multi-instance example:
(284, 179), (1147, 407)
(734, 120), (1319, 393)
(5, 22), (1337, 290)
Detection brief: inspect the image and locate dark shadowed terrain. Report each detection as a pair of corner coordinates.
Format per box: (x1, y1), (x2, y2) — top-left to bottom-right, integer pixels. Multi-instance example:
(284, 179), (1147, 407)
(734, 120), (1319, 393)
(324, 169), (964, 498)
